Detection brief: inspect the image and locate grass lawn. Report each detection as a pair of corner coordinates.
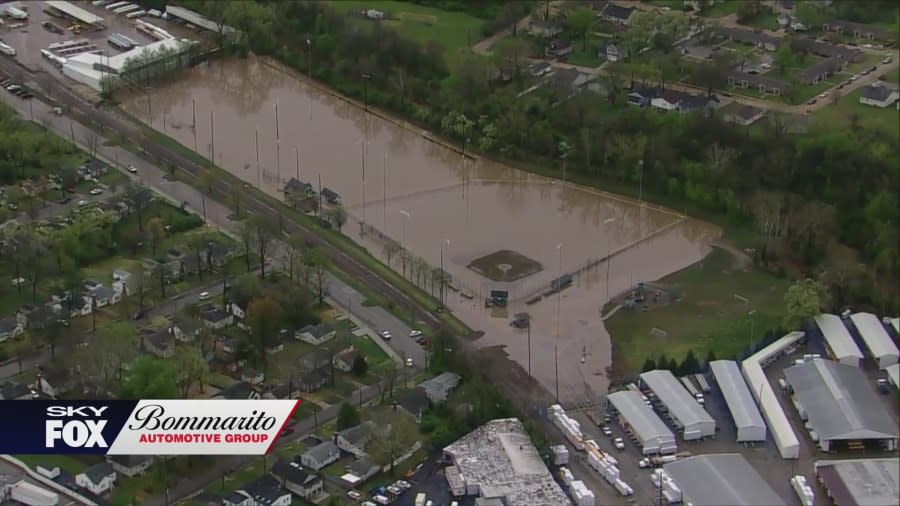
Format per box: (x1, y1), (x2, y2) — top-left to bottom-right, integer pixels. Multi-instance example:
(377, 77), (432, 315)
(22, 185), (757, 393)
(846, 52), (883, 74)
(273, 439), (307, 460)
(787, 76), (844, 105)
(326, 1), (485, 64)
(353, 335), (389, 366)
(605, 248), (790, 378)
(884, 67), (899, 84)
(812, 86), (900, 139)
(740, 11), (780, 31)
(702, 1), (739, 17)
(15, 454), (102, 475)
(208, 458), (268, 495)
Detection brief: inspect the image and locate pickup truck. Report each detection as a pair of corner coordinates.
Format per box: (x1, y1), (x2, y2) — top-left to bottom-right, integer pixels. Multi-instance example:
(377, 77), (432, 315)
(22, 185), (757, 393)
(415, 493), (427, 506)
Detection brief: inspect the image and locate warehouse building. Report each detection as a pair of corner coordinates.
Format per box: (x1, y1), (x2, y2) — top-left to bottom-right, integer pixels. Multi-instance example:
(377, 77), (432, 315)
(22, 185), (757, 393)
(742, 331), (804, 459)
(815, 458), (899, 506)
(814, 313), (864, 366)
(848, 312), (899, 369)
(709, 360), (766, 442)
(607, 391), (677, 455)
(44, 0), (105, 29)
(664, 454), (787, 506)
(442, 418), (569, 506)
(165, 5), (235, 35)
(785, 359), (898, 452)
(62, 38), (192, 91)
(639, 369), (715, 440)
(887, 364), (899, 390)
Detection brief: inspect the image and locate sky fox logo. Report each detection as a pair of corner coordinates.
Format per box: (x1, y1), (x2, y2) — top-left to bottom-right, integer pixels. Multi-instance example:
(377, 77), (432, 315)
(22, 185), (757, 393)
(45, 406), (109, 448)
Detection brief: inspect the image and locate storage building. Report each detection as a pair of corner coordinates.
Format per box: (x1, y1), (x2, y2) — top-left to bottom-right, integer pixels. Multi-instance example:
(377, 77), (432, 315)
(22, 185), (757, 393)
(887, 363), (900, 390)
(785, 359), (898, 452)
(664, 454), (787, 506)
(742, 331), (804, 459)
(814, 313), (863, 366)
(815, 458), (899, 506)
(607, 391), (677, 455)
(45, 1), (105, 28)
(848, 312), (899, 369)
(639, 370), (715, 439)
(709, 360), (766, 442)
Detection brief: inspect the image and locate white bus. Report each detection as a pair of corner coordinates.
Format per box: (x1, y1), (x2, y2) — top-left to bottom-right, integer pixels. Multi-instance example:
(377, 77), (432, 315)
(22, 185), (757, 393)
(105, 2), (128, 11)
(114, 5), (140, 15)
(126, 10), (146, 19)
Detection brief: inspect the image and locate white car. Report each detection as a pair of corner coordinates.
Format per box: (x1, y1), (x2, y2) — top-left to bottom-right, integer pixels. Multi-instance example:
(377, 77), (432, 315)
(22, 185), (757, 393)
(198, 291), (211, 301)
(406, 357), (414, 368)
(379, 330), (392, 340)
(373, 495), (390, 505)
(638, 458), (651, 468)
(127, 165), (138, 174)
(77, 199), (88, 206)
(362, 502), (377, 506)
(347, 490), (362, 500)
(89, 188), (103, 195)
(387, 485), (402, 495)
(760, 62), (772, 69)
(396, 480), (411, 490)
(883, 57), (893, 64)
(601, 426), (613, 437)
(409, 330), (423, 338)
(819, 92), (828, 98)
(614, 437), (625, 450)
(849, 75), (858, 81)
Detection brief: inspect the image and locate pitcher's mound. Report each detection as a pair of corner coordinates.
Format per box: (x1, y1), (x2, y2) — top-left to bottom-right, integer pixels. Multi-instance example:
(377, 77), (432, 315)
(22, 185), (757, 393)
(468, 250), (542, 282)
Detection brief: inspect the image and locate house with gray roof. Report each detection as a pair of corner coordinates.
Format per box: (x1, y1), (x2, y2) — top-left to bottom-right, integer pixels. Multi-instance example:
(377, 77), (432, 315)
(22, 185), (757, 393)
(720, 103), (766, 126)
(714, 27), (780, 51)
(665, 454), (787, 506)
(271, 459), (324, 501)
(528, 19), (563, 38)
(728, 70), (787, 95)
(106, 455), (154, 478)
(784, 359), (899, 452)
(335, 421), (376, 458)
(822, 20), (893, 40)
(815, 458), (899, 506)
(601, 3), (635, 25)
(860, 85), (900, 108)
(0, 317), (24, 342)
(300, 441), (341, 471)
(799, 56), (848, 84)
(76, 462), (116, 495)
(418, 372), (461, 402)
(296, 322), (335, 345)
(347, 458), (380, 483)
(143, 329), (174, 358)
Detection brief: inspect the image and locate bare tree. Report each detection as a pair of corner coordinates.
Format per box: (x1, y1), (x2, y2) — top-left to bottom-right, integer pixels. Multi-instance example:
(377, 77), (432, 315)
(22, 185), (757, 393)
(306, 249), (329, 305)
(368, 409), (418, 474)
(86, 132), (99, 159)
(251, 215), (278, 279)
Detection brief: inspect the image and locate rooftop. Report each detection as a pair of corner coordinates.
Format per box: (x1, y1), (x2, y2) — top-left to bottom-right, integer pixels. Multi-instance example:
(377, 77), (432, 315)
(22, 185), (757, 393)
(45, 1), (104, 25)
(80, 462), (114, 484)
(665, 454), (787, 506)
(418, 372), (461, 401)
(640, 369), (715, 428)
(442, 418), (569, 506)
(271, 459), (320, 487)
(606, 390), (676, 449)
(784, 359), (898, 441)
(861, 85), (899, 102)
(815, 313), (864, 362)
(849, 312), (899, 361)
(815, 458), (899, 506)
(302, 441), (340, 463)
(338, 421), (376, 446)
(709, 360), (766, 435)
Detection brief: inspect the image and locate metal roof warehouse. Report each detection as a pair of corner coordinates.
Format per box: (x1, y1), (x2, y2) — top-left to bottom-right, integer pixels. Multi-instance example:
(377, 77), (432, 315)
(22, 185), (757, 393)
(607, 390), (677, 455)
(45, 1), (104, 26)
(709, 360), (766, 442)
(640, 369), (716, 439)
(847, 312), (899, 369)
(665, 454), (787, 506)
(814, 313), (864, 366)
(785, 359), (898, 452)
(815, 458), (899, 506)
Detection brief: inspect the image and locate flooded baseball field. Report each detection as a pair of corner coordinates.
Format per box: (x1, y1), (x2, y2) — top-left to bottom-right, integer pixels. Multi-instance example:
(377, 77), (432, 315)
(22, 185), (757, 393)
(121, 55), (720, 401)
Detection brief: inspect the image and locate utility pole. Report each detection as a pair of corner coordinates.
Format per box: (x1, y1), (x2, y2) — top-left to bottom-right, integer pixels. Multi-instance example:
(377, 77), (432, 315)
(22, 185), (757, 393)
(527, 319), (532, 382)
(555, 243), (562, 404)
(209, 110), (215, 166)
(255, 127), (260, 187)
(192, 98), (197, 150)
(362, 73), (371, 148)
(360, 140), (366, 234)
(162, 110), (166, 136)
(295, 145), (300, 181)
(383, 153), (387, 230)
(318, 173), (323, 225)
(638, 159), (644, 203)
(604, 217), (616, 302)
(440, 239), (450, 310)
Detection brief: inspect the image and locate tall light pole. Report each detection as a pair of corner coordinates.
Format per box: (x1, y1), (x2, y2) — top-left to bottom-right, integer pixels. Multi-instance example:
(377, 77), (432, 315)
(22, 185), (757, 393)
(440, 239), (450, 310)
(360, 140), (366, 233)
(638, 159), (644, 203)
(295, 145), (301, 181)
(527, 317), (532, 382)
(748, 309), (757, 350)
(604, 217), (616, 302)
(399, 210), (410, 249)
(382, 152), (388, 230)
(275, 101), (281, 184)
(306, 39), (313, 120)
(209, 110), (215, 166)
(362, 73), (371, 148)
(192, 98), (197, 150)
(555, 242), (563, 404)
(255, 126), (260, 188)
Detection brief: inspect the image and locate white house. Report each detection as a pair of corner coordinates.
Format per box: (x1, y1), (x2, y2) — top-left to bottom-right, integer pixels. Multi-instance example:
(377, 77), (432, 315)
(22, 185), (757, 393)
(0, 317), (25, 342)
(106, 455), (154, 478)
(272, 460), (325, 500)
(201, 307), (234, 329)
(76, 463), (116, 495)
(860, 85), (899, 108)
(333, 347), (361, 373)
(336, 421), (375, 458)
(227, 302), (246, 320)
(300, 441), (341, 471)
(229, 475), (291, 506)
(605, 44), (628, 62)
(296, 323), (336, 345)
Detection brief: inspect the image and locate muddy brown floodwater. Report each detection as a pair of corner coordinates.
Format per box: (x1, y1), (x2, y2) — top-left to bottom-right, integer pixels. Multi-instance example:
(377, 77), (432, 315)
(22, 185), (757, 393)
(121, 55), (721, 403)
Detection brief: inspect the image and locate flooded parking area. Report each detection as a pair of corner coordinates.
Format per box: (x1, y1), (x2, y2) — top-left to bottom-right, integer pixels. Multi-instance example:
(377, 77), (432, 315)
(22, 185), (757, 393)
(119, 55), (720, 401)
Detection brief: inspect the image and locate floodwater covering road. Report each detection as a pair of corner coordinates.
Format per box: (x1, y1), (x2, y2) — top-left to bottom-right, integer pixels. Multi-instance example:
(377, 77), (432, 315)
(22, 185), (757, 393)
(121, 55), (720, 402)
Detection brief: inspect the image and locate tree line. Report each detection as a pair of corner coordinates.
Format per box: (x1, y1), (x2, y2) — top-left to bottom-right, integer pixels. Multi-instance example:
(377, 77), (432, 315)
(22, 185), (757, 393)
(178, 1), (898, 313)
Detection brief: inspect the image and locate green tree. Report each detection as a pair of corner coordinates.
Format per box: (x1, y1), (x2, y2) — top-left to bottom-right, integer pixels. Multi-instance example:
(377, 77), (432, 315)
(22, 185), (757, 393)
(351, 354), (368, 377)
(705, 350), (717, 367)
(336, 402), (360, 430)
(783, 278), (828, 328)
(247, 296), (285, 364)
(368, 410), (419, 473)
(147, 217), (166, 256)
(325, 204), (348, 232)
(678, 350), (700, 376)
(174, 346), (209, 397)
(71, 321), (138, 390)
(305, 248), (329, 306)
(774, 43), (796, 77)
(641, 358), (657, 372)
(120, 356), (179, 399)
(567, 7), (595, 52)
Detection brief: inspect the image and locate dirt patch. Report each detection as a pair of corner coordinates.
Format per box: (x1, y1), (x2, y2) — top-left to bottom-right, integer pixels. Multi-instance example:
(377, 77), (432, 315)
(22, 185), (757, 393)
(467, 249), (543, 282)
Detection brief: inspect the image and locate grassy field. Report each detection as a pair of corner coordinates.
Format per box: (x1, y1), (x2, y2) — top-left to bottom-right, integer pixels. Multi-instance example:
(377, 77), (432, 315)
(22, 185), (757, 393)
(813, 86), (900, 139)
(14, 454), (102, 475)
(326, 1), (485, 63)
(702, 1), (740, 17)
(605, 248), (791, 377)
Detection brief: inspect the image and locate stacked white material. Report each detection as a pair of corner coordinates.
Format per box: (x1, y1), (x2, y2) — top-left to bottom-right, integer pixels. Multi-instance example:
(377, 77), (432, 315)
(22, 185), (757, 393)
(134, 19), (174, 40)
(614, 479), (633, 496)
(662, 474), (682, 499)
(602, 454), (618, 467)
(790, 475), (814, 506)
(650, 469), (667, 488)
(550, 406), (585, 450)
(560, 467), (575, 489)
(9, 481), (58, 506)
(664, 489), (683, 504)
(571, 481), (595, 506)
(551, 444), (569, 466)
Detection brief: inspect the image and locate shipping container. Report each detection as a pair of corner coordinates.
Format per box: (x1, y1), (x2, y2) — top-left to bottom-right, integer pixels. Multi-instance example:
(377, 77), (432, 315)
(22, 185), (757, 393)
(614, 479), (633, 496)
(126, 10), (146, 19)
(106, 2), (129, 11)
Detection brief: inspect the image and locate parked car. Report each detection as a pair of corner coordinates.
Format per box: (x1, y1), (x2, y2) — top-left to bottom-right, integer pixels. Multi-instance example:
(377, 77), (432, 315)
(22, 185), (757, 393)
(405, 357), (413, 368)
(77, 199), (88, 206)
(386, 485), (402, 496)
(347, 490), (362, 501)
(127, 164), (138, 173)
(819, 92), (828, 98)
(601, 426), (613, 437)
(883, 57), (893, 64)
(614, 437), (625, 450)
(849, 74), (858, 81)
(807, 98), (817, 105)
(198, 291), (211, 301)
(409, 330), (422, 338)
(89, 188), (103, 195)
(877, 378), (890, 394)
(379, 330), (392, 340)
